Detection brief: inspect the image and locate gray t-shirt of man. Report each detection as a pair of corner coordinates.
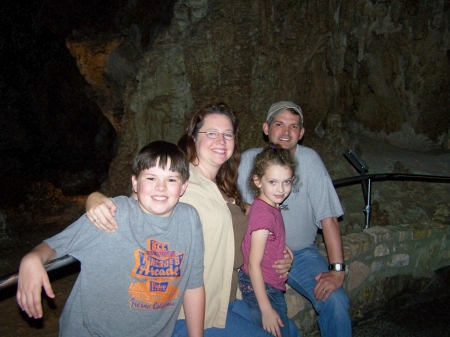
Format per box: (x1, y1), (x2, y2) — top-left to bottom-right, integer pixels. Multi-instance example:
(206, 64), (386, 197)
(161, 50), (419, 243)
(238, 144), (343, 251)
(44, 196), (204, 337)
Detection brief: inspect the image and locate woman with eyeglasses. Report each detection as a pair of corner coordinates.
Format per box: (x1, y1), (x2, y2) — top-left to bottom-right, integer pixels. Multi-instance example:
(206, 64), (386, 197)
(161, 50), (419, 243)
(85, 103), (298, 337)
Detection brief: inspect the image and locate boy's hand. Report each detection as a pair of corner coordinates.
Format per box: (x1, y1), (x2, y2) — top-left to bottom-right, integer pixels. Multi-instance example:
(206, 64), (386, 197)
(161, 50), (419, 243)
(261, 307), (283, 337)
(17, 254), (54, 319)
(85, 192), (118, 232)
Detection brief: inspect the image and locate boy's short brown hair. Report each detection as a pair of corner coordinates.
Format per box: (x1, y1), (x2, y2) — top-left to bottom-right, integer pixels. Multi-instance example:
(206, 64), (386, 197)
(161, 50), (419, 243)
(132, 141), (189, 183)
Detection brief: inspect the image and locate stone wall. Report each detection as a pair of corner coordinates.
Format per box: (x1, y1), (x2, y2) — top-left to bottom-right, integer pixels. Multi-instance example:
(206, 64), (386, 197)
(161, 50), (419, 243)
(286, 223), (450, 336)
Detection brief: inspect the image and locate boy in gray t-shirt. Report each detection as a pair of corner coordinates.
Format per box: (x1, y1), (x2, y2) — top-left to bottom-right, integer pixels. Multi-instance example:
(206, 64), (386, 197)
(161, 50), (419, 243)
(17, 141), (205, 337)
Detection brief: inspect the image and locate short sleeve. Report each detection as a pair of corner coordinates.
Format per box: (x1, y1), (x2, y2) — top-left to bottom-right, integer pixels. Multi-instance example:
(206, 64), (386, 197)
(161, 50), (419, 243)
(303, 151), (343, 227)
(186, 208), (205, 289)
(247, 204), (277, 238)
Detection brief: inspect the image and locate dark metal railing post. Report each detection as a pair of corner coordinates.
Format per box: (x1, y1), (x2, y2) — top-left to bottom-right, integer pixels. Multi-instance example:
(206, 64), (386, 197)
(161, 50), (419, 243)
(364, 178), (372, 228)
(344, 149), (372, 228)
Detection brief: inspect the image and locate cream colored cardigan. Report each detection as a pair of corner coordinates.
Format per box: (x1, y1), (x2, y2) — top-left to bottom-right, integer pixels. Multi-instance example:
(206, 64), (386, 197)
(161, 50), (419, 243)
(177, 164), (234, 329)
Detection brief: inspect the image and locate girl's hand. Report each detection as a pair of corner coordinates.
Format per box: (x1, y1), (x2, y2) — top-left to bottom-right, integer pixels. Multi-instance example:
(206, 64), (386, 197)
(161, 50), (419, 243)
(85, 192), (118, 232)
(261, 307), (283, 337)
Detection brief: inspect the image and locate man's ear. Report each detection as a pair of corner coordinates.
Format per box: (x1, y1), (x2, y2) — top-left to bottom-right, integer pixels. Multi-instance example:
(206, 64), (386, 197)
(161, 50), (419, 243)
(180, 181), (188, 197)
(298, 127), (305, 141)
(253, 175), (262, 188)
(263, 122), (269, 136)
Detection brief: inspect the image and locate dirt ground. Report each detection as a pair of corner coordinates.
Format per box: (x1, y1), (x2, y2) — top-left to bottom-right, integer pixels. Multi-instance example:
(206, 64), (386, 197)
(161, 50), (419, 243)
(0, 190), (86, 336)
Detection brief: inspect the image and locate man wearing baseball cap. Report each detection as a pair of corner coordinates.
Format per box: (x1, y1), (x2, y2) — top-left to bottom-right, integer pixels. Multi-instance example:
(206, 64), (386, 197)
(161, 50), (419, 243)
(237, 101), (351, 337)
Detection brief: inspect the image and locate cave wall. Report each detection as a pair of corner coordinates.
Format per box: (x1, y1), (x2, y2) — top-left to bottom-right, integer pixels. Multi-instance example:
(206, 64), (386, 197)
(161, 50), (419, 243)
(66, 0), (450, 196)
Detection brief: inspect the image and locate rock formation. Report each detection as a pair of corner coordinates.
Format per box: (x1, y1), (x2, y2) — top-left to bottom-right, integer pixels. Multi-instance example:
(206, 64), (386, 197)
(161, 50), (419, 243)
(63, 0), (450, 195)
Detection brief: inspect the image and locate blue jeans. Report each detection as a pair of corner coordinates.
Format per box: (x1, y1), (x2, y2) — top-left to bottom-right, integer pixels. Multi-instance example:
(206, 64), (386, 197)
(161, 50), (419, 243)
(287, 245), (351, 337)
(238, 270), (290, 337)
(172, 299), (300, 337)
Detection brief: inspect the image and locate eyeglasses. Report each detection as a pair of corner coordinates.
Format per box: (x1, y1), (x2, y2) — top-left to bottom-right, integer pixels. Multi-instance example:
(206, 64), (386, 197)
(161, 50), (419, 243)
(198, 131), (235, 141)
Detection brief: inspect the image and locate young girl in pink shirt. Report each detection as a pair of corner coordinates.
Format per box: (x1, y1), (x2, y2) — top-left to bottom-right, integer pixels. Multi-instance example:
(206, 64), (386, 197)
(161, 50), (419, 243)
(239, 143), (297, 337)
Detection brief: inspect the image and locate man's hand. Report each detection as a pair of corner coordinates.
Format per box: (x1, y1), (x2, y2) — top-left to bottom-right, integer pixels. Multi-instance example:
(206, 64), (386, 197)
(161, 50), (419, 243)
(313, 271), (345, 301)
(272, 245), (293, 278)
(243, 202), (251, 215)
(317, 216), (345, 300)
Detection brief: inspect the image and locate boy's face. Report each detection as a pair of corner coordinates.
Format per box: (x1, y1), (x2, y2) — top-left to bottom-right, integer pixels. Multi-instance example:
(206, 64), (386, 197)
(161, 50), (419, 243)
(132, 160), (188, 217)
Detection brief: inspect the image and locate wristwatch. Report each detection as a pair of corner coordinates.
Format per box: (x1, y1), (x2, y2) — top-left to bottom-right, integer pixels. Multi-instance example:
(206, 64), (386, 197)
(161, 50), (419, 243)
(328, 263), (346, 272)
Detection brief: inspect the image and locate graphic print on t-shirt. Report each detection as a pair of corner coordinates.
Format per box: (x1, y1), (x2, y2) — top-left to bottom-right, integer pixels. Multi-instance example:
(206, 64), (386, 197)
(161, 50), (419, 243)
(128, 239), (185, 310)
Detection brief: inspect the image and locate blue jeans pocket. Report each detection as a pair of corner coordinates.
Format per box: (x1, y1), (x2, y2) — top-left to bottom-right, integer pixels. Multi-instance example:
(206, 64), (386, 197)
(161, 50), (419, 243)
(238, 269), (259, 308)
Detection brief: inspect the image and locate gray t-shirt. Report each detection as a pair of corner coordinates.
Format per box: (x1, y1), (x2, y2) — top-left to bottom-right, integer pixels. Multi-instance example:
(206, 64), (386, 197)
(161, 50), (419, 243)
(44, 196), (204, 337)
(238, 145), (343, 251)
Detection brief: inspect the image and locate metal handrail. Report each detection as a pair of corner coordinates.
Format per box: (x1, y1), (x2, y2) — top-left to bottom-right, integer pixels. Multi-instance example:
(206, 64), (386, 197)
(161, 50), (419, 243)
(1, 172), (449, 291)
(0, 255), (77, 290)
(332, 173), (450, 229)
(333, 173), (450, 187)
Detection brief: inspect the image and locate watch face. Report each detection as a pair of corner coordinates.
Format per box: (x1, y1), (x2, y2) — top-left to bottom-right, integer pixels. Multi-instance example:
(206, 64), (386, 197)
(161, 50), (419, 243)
(330, 263), (345, 271)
